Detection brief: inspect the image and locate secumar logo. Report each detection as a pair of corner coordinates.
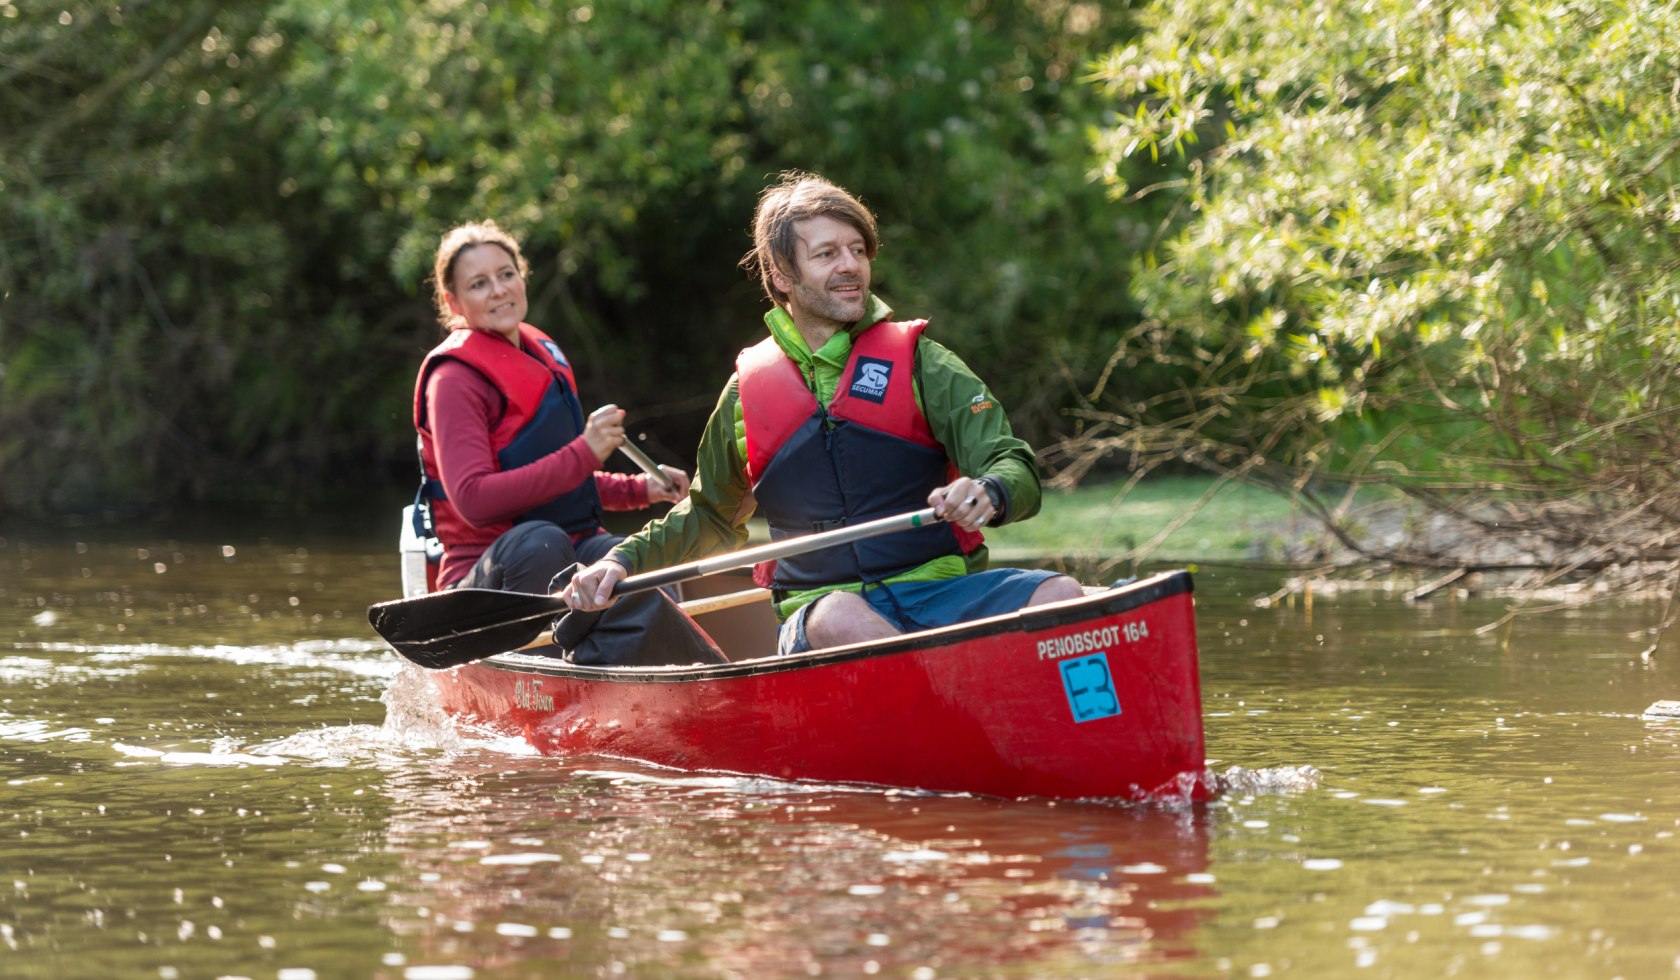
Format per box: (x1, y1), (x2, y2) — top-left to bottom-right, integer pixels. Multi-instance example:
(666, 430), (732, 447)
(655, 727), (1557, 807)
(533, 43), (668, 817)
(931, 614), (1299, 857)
(849, 356), (892, 404)
(970, 393), (994, 414)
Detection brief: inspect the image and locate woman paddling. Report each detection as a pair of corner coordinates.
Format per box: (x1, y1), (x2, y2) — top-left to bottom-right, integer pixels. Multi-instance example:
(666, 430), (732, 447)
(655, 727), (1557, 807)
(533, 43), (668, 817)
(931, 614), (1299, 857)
(413, 220), (689, 595)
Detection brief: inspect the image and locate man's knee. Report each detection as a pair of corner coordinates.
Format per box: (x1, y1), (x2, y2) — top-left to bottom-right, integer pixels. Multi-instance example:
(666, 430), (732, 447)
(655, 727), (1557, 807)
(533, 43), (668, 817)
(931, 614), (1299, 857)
(1028, 574), (1085, 606)
(804, 591), (899, 649)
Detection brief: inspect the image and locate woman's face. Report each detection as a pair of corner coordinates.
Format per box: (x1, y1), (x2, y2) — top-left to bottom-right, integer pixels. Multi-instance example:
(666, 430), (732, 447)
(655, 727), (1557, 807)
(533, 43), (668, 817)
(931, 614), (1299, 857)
(446, 243), (527, 340)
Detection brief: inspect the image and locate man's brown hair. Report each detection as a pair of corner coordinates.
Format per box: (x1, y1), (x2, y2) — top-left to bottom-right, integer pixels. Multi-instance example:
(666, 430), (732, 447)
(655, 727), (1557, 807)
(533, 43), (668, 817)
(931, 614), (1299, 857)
(740, 171), (879, 307)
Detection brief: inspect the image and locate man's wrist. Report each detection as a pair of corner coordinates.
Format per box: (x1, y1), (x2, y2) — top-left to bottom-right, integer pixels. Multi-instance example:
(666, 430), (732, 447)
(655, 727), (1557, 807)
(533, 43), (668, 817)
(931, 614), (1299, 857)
(977, 476), (1007, 525)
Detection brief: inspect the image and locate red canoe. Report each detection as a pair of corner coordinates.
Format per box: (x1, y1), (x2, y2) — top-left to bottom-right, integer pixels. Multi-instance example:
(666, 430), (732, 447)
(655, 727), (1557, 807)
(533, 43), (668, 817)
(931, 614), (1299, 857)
(425, 570), (1209, 801)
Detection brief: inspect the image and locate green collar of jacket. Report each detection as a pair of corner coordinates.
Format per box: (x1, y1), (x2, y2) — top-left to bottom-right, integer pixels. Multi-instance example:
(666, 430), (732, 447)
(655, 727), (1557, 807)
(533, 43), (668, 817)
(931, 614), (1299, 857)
(762, 294), (894, 407)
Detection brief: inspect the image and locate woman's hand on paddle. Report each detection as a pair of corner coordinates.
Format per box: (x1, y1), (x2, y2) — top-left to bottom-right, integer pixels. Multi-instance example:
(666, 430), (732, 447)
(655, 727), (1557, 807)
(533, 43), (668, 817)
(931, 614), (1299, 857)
(930, 476), (996, 532)
(585, 404), (627, 463)
(647, 465), (690, 503)
(562, 557), (628, 611)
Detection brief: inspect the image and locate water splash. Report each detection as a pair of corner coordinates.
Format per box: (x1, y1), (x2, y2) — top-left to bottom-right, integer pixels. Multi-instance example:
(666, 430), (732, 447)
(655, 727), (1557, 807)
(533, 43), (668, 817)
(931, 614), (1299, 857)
(242, 664), (536, 762)
(246, 725), (395, 764)
(1211, 764), (1322, 796)
(95, 661), (533, 768)
(378, 662), (470, 751)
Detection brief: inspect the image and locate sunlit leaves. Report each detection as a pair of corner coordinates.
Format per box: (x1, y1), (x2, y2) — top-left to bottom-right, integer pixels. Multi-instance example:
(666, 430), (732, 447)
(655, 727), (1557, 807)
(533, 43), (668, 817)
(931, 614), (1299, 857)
(1015, 0), (1680, 590)
(1079, 0), (1680, 521)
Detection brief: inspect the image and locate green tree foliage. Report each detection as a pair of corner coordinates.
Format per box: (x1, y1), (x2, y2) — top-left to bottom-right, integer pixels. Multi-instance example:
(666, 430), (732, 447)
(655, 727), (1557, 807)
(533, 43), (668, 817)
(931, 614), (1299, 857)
(1075, 0), (1680, 571)
(1, 1), (319, 508)
(0, 0), (1142, 513)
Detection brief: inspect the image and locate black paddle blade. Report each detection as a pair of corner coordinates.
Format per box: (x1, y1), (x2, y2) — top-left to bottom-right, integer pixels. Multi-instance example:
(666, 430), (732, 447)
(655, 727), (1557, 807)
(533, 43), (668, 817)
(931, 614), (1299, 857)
(367, 588), (567, 669)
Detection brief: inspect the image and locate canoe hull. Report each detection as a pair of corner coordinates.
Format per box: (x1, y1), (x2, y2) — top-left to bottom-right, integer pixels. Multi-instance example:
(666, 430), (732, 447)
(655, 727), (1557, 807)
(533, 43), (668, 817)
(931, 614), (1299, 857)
(428, 571), (1208, 801)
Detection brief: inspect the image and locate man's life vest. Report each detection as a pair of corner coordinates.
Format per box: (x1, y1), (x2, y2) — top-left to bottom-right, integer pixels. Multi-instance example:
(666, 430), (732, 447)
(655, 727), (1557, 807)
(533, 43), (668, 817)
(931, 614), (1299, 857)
(412, 324), (604, 580)
(737, 319), (983, 591)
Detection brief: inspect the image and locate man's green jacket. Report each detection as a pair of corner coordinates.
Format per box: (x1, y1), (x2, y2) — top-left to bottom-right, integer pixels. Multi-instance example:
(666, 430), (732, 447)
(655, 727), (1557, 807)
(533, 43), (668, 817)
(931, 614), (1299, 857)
(606, 293), (1044, 618)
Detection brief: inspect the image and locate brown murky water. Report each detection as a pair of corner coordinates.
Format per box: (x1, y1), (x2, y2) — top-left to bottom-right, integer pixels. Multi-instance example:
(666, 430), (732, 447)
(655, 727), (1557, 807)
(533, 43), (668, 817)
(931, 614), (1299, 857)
(2, 510), (1677, 978)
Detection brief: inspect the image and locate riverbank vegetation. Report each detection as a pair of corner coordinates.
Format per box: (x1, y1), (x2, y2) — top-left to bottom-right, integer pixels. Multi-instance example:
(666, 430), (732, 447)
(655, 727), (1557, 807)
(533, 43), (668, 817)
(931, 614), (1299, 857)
(7, 1), (1680, 615)
(1, 0), (1147, 511)
(1061, 0), (1680, 607)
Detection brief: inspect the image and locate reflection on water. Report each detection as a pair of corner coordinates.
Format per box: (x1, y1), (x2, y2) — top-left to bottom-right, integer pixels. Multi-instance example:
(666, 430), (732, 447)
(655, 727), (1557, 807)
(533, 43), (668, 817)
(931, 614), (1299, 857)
(366, 760), (1215, 977)
(1, 516), (1678, 977)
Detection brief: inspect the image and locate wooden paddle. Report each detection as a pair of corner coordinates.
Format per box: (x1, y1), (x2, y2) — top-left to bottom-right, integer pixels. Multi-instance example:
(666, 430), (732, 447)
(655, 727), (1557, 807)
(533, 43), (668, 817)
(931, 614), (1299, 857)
(367, 507), (942, 668)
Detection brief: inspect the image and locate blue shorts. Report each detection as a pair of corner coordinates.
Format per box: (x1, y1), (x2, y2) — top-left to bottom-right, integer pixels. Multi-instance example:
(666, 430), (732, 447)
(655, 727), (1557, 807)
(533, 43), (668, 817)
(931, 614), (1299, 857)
(776, 568), (1062, 656)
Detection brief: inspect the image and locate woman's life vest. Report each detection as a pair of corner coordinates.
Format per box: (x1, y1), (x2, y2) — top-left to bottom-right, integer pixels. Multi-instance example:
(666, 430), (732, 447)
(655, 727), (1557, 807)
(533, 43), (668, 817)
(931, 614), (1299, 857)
(736, 319), (983, 590)
(412, 324), (604, 573)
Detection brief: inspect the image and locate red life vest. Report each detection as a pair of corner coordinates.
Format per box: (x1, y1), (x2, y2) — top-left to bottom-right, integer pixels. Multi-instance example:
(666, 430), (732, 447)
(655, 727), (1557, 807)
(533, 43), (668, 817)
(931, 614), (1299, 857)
(413, 324), (603, 586)
(736, 319), (983, 590)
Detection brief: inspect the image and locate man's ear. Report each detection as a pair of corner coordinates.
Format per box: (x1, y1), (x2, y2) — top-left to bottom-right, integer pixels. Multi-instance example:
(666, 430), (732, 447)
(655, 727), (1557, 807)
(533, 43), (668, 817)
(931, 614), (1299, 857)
(770, 267), (794, 294)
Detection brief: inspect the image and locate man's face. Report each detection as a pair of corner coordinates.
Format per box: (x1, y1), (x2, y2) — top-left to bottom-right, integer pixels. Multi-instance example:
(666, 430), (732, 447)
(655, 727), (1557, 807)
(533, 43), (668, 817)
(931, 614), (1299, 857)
(775, 215), (871, 331)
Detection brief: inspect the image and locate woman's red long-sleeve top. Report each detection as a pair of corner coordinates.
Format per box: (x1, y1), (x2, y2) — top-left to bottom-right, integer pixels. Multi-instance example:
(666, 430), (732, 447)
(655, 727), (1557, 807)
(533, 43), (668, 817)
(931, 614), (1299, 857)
(424, 359), (649, 586)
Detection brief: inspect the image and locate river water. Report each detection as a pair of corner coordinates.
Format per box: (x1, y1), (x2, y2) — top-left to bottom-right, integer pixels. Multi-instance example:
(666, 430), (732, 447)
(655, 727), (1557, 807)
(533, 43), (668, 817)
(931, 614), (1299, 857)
(2, 510), (1677, 978)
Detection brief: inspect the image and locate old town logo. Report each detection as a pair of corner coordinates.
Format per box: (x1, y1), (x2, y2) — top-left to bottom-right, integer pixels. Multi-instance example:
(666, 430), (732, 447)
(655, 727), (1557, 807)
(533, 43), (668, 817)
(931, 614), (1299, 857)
(514, 679), (554, 711)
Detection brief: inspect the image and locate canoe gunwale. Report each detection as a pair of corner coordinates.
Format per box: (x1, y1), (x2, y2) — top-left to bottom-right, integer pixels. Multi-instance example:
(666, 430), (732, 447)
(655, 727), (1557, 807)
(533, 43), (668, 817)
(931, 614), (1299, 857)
(464, 569), (1194, 684)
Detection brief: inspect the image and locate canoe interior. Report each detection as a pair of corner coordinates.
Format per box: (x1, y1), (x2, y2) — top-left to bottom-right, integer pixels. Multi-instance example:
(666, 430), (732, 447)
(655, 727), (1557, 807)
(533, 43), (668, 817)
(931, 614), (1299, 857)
(672, 569), (780, 661)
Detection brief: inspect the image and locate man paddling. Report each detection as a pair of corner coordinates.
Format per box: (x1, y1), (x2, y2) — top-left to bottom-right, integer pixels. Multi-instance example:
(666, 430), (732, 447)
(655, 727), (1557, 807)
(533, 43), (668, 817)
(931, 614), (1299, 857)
(563, 171), (1081, 654)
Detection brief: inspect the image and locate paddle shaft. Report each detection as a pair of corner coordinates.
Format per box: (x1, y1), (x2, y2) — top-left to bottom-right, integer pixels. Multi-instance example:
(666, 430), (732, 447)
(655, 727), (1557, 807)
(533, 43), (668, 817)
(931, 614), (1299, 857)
(592, 404), (675, 494)
(367, 506), (944, 667)
(605, 507), (941, 598)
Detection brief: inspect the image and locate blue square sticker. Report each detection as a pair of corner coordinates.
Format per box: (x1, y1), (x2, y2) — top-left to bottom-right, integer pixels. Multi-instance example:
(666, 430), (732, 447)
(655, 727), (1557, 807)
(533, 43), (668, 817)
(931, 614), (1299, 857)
(1060, 653), (1122, 723)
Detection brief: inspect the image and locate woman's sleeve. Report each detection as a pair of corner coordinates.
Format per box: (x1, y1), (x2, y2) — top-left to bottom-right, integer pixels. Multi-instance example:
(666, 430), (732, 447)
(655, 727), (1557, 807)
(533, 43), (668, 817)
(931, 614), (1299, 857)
(594, 470), (651, 511)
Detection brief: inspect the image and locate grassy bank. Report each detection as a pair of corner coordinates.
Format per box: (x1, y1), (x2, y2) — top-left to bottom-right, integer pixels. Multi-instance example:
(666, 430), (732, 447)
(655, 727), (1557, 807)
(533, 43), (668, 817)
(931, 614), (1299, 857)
(985, 476), (1300, 563)
(722, 474), (1303, 563)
